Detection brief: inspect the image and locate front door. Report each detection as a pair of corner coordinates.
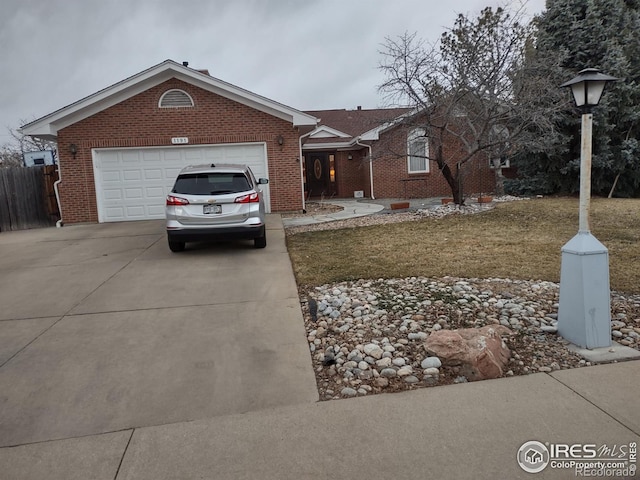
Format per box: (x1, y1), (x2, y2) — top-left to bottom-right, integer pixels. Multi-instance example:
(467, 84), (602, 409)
(304, 152), (335, 197)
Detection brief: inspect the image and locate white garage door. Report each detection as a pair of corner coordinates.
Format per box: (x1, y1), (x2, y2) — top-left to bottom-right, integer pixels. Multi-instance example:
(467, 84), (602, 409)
(93, 143), (269, 222)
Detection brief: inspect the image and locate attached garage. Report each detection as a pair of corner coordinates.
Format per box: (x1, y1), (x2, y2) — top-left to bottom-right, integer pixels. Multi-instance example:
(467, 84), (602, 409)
(93, 143), (270, 222)
(20, 60), (318, 224)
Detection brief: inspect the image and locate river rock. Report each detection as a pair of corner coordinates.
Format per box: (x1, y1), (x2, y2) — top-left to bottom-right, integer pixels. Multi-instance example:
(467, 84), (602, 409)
(421, 356), (442, 369)
(341, 387), (358, 397)
(363, 343), (384, 359)
(380, 368), (397, 378)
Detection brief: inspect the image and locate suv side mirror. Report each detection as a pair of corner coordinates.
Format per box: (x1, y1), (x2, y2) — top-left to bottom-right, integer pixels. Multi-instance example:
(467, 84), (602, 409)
(258, 178), (269, 184)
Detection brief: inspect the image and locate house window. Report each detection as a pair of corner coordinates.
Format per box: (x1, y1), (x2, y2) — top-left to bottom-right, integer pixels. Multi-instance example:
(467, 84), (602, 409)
(407, 128), (428, 173)
(159, 89), (194, 108)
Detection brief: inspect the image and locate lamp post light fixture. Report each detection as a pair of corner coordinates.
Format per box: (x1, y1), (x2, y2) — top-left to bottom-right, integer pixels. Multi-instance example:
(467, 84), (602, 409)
(557, 68), (618, 349)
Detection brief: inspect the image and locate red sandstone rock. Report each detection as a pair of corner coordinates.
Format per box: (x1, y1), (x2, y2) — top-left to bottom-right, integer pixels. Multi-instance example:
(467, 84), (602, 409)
(423, 325), (512, 381)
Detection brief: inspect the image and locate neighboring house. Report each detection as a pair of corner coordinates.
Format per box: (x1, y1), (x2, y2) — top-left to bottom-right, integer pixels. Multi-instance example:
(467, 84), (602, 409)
(20, 59), (498, 225)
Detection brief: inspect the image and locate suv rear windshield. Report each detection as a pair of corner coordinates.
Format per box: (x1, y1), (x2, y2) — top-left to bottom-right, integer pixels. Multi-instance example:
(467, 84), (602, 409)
(172, 173), (251, 195)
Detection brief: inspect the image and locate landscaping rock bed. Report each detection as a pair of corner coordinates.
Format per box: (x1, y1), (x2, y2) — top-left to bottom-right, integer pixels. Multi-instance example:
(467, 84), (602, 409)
(302, 276), (640, 401)
(288, 196), (640, 400)
(284, 196), (524, 235)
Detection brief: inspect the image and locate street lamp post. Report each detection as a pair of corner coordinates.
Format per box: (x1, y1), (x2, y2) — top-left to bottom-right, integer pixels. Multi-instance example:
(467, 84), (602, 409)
(558, 68), (618, 349)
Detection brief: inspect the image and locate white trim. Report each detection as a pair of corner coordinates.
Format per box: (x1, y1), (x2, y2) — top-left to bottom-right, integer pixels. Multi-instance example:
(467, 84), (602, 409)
(90, 140), (268, 153)
(307, 125), (351, 139)
(302, 141), (357, 151)
(158, 89), (194, 108)
(355, 137), (374, 200)
(359, 126), (382, 142)
(298, 131), (314, 213)
(407, 128), (429, 174)
(21, 60), (318, 139)
(359, 107), (420, 141)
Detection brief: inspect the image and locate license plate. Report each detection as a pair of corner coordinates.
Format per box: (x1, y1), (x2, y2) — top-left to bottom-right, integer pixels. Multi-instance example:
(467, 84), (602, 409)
(203, 204), (222, 214)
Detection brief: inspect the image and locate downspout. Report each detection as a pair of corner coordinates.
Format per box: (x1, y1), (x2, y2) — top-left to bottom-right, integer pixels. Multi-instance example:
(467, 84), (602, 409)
(298, 130), (313, 213)
(53, 154), (63, 227)
(355, 137), (374, 199)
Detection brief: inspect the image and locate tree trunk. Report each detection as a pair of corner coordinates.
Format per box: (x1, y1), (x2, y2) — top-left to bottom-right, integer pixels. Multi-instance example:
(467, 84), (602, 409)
(608, 173), (621, 198)
(436, 145), (463, 204)
(440, 162), (462, 204)
(495, 168), (505, 196)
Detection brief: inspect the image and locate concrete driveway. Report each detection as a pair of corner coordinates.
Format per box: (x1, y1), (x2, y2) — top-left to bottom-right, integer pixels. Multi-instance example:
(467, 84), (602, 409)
(0, 216), (318, 448)
(2, 215), (639, 480)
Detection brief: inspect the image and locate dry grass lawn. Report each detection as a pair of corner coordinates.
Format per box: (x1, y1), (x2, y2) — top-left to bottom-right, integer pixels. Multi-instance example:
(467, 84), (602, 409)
(286, 197), (640, 294)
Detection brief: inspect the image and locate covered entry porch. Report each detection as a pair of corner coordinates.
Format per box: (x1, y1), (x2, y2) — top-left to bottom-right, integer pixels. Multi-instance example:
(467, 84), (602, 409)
(302, 149), (369, 200)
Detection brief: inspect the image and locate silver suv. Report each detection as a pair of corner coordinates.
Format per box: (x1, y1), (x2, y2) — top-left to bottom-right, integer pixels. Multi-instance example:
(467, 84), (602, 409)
(166, 163), (269, 252)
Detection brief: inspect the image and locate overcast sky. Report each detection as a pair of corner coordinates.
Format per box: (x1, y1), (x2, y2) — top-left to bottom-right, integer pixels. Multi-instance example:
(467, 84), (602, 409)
(0, 0), (546, 145)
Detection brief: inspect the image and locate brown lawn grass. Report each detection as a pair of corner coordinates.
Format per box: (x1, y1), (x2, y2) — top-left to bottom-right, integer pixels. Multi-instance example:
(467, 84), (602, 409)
(286, 197), (640, 294)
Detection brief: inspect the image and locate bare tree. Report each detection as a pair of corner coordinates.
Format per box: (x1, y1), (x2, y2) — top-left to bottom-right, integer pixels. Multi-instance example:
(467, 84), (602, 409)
(0, 120), (57, 168)
(378, 5), (566, 203)
(0, 145), (23, 168)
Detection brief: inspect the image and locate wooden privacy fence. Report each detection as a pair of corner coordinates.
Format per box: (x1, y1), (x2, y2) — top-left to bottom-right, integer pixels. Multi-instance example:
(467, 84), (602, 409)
(0, 166), (60, 232)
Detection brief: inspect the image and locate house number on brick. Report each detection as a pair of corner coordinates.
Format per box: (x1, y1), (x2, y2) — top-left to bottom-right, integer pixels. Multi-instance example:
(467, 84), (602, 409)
(171, 137), (189, 144)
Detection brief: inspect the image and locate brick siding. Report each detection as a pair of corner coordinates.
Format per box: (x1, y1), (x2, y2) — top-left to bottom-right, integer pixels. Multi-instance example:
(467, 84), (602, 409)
(57, 79), (302, 223)
(334, 150), (367, 198)
(307, 125), (497, 201)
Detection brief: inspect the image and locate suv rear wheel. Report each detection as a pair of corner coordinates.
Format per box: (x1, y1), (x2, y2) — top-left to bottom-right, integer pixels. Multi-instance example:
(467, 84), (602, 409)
(168, 239), (186, 252)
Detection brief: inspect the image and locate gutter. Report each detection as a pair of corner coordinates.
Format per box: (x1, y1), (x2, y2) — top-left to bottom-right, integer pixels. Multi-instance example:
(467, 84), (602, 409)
(298, 130), (314, 212)
(355, 137), (375, 200)
(53, 162), (63, 227)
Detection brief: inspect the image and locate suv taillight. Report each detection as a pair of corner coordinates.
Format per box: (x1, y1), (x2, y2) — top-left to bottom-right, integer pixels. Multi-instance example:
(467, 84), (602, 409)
(166, 195), (189, 206)
(234, 192), (259, 203)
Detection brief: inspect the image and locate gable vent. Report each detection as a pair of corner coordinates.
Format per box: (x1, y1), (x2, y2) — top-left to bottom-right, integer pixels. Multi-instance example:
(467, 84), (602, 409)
(159, 89), (194, 108)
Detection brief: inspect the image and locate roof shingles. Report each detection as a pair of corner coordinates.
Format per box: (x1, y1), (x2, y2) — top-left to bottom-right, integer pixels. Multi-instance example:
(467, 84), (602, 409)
(304, 107), (412, 143)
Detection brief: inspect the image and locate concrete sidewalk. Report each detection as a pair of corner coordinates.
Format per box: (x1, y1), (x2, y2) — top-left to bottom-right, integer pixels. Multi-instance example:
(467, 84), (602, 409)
(2, 361), (638, 479)
(282, 197), (446, 227)
(1, 214), (638, 479)
(117, 362), (640, 480)
(282, 199), (385, 226)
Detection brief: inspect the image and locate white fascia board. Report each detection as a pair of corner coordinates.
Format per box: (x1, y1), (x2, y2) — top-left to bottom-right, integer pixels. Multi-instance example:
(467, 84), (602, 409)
(307, 125), (351, 139)
(358, 107), (422, 141)
(21, 60), (317, 139)
(17, 124), (56, 140)
(21, 65), (176, 138)
(359, 128), (381, 141)
(302, 141), (358, 151)
(359, 120), (398, 141)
